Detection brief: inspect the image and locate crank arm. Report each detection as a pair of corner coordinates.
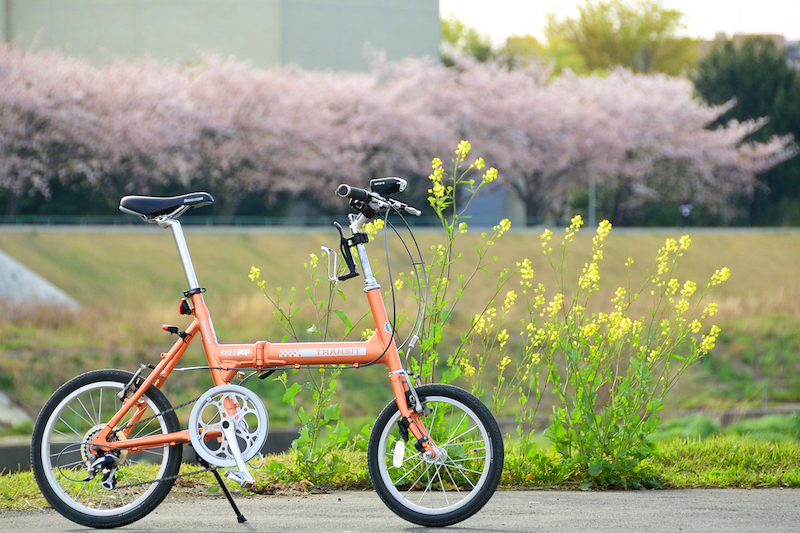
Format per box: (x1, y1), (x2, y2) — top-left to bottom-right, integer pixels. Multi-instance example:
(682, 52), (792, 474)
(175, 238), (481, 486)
(219, 418), (255, 488)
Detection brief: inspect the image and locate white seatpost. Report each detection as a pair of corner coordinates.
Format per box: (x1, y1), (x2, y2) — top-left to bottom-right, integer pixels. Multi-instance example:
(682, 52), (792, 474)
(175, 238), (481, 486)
(158, 218), (201, 291)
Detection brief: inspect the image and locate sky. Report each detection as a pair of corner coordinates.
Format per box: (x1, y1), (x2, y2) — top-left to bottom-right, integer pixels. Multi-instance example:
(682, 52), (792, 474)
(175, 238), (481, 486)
(439, 0), (800, 46)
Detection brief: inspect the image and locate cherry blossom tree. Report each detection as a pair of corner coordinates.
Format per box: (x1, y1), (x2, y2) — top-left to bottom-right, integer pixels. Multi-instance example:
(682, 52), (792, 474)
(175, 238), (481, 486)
(0, 44), (793, 222)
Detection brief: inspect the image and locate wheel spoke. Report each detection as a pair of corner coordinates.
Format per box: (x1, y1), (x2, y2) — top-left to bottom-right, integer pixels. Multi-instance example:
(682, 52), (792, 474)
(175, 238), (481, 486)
(372, 387), (502, 525)
(33, 372), (182, 526)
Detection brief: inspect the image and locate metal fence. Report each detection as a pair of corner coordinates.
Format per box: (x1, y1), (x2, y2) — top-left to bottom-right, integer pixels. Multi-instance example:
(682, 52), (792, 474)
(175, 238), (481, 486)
(0, 215), (559, 228)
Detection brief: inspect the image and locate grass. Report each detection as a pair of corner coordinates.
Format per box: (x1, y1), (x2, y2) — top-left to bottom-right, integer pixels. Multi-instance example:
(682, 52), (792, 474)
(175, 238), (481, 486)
(650, 435), (800, 488)
(3, 436), (799, 511)
(1, 227), (800, 439)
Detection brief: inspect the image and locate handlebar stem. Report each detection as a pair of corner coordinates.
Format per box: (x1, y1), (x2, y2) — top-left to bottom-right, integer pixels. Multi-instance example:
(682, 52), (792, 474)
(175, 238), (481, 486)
(348, 213), (381, 292)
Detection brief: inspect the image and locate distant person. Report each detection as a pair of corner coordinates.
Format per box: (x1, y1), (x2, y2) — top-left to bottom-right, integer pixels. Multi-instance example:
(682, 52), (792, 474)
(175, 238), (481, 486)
(679, 198), (693, 227)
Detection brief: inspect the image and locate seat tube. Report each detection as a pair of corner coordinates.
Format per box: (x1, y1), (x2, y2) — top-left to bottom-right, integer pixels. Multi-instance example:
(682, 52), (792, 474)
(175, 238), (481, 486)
(160, 219), (201, 291)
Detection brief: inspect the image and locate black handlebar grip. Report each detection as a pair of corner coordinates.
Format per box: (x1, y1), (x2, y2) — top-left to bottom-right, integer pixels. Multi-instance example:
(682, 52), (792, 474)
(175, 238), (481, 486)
(336, 184), (370, 201)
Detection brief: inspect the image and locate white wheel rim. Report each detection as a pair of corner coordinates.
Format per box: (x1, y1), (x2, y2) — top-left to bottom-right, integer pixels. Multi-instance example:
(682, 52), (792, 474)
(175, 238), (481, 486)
(39, 381), (173, 517)
(377, 395), (493, 515)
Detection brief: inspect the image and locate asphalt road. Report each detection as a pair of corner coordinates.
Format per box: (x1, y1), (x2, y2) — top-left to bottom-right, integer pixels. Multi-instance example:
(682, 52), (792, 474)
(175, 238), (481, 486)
(2, 489), (799, 533)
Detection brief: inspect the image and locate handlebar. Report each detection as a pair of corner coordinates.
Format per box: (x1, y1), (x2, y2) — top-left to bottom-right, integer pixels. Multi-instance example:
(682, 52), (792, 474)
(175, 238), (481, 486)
(336, 184), (371, 202)
(336, 182), (421, 217)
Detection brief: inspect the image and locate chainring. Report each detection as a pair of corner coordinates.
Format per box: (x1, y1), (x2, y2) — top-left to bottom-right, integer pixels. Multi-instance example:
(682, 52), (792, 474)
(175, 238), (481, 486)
(188, 384), (269, 468)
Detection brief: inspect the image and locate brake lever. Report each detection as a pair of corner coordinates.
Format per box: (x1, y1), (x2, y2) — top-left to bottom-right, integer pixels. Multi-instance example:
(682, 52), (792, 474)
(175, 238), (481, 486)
(333, 222), (361, 281)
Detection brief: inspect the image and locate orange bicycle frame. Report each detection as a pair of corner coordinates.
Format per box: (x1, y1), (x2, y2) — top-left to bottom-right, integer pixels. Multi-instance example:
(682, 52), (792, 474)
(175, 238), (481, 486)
(92, 214), (431, 455)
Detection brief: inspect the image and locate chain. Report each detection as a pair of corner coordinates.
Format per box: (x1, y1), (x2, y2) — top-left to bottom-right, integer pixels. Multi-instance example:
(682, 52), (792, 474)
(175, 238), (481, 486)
(116, 394), (201, 432)
(109, 461), (220, 491)
(95, 392), (209, 491)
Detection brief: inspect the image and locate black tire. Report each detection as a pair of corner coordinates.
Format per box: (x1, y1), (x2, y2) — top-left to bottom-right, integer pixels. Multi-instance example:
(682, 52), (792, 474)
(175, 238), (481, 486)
(368, 384), (504, 527)
(31, 369), (182, 528)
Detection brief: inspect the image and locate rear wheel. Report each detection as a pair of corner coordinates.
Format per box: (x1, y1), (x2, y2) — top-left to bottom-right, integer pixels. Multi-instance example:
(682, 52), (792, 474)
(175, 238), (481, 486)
(368, 384), (503, 527)
(31, 369), (182, 528)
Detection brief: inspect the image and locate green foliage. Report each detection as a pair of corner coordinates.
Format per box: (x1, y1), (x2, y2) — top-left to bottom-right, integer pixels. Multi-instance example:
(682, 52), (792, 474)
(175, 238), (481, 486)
(691, 38), (796, 128)
(725, 414), (800, 443)
(542, 0), (700, 75)
(651, 434), (800, 487)
(530, 218), (727, 487)
(648, 416), (721, 442)
(441, 16), (494, 64)
(691, 36), (800, 225)
(249, 255), (357, 481)
(404, 141), (511, 384)
(698, 314), (800, 403)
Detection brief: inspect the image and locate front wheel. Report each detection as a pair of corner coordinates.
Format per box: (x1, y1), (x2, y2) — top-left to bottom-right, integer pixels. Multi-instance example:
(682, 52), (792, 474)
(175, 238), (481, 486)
(31, 369), (182, 528)
(368, 384), (504, 527)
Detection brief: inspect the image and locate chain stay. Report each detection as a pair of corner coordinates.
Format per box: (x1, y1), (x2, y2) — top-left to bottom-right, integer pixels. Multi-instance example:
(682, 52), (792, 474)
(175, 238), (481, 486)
(93, 393), (206, 491)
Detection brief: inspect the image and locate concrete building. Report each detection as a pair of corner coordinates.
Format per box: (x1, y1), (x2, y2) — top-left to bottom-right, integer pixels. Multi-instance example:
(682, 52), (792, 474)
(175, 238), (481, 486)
(0, 0), (440, 71)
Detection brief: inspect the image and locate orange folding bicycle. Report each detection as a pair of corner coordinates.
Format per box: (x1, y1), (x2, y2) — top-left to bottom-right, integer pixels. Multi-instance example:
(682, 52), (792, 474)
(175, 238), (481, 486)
(31, 178), (503, 528)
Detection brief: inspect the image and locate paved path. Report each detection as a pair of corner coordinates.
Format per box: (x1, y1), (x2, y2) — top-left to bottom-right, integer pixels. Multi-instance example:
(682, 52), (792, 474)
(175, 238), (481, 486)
(2, 489), (799, 532)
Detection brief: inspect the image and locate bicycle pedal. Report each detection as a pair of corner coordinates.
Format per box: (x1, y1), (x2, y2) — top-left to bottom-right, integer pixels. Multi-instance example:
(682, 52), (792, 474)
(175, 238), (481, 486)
(225, 469), (255, 488)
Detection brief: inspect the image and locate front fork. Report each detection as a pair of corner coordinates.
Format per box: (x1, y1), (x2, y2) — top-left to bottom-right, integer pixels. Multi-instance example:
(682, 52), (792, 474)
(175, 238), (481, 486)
(388, 369), (438, 458)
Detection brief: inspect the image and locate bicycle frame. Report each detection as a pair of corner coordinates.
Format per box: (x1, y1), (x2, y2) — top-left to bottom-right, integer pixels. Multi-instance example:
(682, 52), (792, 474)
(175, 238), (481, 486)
(91, 214), (431, 456)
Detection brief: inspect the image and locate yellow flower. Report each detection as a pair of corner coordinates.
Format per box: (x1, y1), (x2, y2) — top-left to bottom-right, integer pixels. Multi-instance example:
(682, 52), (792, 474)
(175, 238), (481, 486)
(248, 266), (261, 282)
(667, 278), (680, 295)
(394, 279), (404, 290)
(362, 219), (385, 239)
(456, 140), (471, 161)
(664, 238), (678, 252)
(517, 258), (534, 280)
(595, 220), (612, 241)
(544, 293), (564, 318)
(703, 302), (718, 317)
(499, 355), (511, 371)
(475, 157), (485, 170)
(689, 319), (702, 333)
(679, 235), (691, 250)
(700, 325), (721, 353)
(473, 314), (486, 334)
(711, 267), (731, 286)
(675, 299), (689, 314)
(493, 218), (511, 236)
(569, 215), (583, 231)
(497, 329), (509, 348)
(681, 280), (697, 297)
(482, 167), (498, 183)
(503, 290), (517, 310)
(430, 181), (445, 198)
(579, 261), (600, 289)
(460, 358), (476, 376)
(458, 222), (468, 234)
(540, 228), (553, 248)
(581, 323), (598, 337)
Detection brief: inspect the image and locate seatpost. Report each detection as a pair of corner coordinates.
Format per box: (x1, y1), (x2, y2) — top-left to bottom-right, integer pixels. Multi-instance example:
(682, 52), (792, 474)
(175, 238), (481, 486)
(158, 218), (201, 291)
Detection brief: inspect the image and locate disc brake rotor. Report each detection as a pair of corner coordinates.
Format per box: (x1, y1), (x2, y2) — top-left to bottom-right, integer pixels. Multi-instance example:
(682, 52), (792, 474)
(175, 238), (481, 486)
(188, 384), (269, 468)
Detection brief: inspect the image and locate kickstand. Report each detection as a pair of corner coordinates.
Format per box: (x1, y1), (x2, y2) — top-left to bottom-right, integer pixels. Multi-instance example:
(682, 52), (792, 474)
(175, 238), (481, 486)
(197, 455), (247, 523)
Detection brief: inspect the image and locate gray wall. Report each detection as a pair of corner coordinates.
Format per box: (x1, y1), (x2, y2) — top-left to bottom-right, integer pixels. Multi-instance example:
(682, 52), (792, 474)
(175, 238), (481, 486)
(0, 0), (439, 71)
(282, 0), (440, 70)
